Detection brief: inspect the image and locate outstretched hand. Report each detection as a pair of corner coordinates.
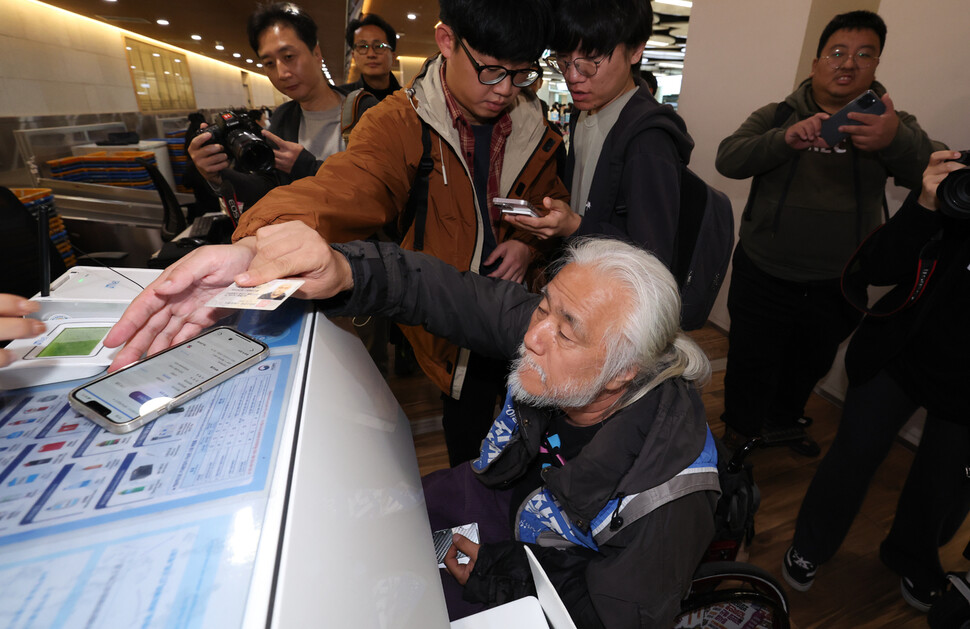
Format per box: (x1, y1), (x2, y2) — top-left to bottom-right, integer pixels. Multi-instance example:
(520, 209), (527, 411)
(103, 241), (258, 371)
(0, 295), (46, 367)
(237, 222), (354, 299)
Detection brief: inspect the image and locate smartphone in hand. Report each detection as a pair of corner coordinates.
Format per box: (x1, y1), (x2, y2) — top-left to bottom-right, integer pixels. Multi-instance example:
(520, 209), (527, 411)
(819, 89), (886, 147)
(493, 197), (544, 218)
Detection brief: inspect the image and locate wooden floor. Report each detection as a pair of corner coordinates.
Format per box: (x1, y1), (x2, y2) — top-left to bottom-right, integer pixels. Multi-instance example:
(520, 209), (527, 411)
(382, 324), (970, 628)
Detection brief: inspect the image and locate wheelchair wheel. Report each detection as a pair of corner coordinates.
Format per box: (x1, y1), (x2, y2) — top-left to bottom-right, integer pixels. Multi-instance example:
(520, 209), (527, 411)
(673, 561), (790, 629)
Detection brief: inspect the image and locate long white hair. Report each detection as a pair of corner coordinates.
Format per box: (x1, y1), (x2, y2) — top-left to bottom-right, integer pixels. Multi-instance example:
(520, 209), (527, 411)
(558, 237), (711, 407)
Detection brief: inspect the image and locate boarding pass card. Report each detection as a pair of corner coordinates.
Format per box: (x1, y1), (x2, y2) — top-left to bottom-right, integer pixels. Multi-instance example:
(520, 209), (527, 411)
(206, 279), (304, 310)
(433, 522), (480, 568)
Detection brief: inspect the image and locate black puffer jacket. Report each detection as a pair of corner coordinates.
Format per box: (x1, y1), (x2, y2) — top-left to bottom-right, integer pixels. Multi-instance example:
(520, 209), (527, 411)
(323, 240), (718, 628)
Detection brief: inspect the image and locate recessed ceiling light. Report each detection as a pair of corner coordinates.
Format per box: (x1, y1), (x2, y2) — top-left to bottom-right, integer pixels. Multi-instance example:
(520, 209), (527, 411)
(256, 63), (262, 68)
(191, 34), (202, 41)
(406, 13), (417, 20)
(156, 19), (169, 26)
(174, 59), (181, 63)
(233, 53), (241, 58)
(245, 58), (253, 63)
(215, 43), (225, 51)
(152, 52), (160, 57)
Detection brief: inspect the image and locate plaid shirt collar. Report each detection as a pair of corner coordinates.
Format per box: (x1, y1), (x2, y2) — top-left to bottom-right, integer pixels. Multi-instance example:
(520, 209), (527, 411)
(439, 61), (514, 228)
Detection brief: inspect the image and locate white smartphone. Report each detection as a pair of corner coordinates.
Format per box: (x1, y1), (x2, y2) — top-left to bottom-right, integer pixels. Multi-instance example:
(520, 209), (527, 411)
(819, 89), (886, 147)
(69, 326), (269, 434)
(493, 197), (543, 218)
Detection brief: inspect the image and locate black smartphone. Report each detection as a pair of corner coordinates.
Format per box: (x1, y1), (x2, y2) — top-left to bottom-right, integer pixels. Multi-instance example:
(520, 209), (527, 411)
(69, 327), (268, 434)
(819, 89), (886, 147)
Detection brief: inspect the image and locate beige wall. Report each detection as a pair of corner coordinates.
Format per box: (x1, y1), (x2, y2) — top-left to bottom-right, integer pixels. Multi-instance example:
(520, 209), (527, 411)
(679, 0), (969, 401)
(0, 0), (281, 116)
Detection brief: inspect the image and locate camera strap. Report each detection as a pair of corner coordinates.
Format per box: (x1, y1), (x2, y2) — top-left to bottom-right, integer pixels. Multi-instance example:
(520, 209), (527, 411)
(841, 227), (943, 317)
(218, 180), (241, 227)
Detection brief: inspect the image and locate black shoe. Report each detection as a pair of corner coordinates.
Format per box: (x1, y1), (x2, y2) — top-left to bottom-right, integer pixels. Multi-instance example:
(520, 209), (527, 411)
(782, 545), (817, 592)
(900, 576), (944, 613)
(880, 541), (945, 612)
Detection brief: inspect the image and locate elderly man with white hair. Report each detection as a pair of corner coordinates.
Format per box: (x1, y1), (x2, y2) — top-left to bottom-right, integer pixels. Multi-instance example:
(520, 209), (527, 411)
(105, 222), (720, 629)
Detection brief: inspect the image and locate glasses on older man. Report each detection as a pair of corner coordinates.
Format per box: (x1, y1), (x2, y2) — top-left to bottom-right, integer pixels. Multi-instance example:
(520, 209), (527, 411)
(819, 49), (880, 70)
(544, 53), (609, 78)
(456, 37), (540, 88)
(353, 41), (392, 54)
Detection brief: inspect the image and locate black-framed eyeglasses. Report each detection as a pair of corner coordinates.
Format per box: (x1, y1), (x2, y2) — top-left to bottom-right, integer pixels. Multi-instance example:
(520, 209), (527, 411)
(353, 41), (392, 54)
(456, 37), (540, 88)
(819, 49), (879, 70)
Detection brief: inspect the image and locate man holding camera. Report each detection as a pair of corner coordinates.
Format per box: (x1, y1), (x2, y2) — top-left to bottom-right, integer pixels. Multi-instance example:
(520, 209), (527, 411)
(783, 150), (970, 612)
(188, 2), (376, 210)
(714, 10), (938, 456)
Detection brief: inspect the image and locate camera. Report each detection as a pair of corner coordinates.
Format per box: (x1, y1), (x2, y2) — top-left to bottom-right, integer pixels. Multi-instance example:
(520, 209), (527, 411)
(196, 111), (275, 173)
(937, 150), (970, 220)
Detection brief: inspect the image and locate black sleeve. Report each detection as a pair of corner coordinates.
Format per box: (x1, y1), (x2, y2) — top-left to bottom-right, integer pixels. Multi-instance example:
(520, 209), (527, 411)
(323, 241), (537, 361)
(852, 192), (943, 286)
(288, 148), (322, 181)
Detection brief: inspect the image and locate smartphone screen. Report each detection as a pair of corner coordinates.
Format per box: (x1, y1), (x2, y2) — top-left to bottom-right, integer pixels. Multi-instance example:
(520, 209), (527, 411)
(72, 327), (266, 425)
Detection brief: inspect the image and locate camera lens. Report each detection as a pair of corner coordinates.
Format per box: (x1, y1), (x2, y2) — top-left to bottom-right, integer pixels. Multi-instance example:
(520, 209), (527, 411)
(937, 167), (970, 220)
(226, 129), (275, 173)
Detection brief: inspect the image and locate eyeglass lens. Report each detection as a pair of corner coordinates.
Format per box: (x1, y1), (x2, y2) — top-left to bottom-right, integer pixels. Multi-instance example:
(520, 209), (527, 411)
(546, 56), (599, 78)
(824, 50), (878, 69)
(354, 42), (390, 53)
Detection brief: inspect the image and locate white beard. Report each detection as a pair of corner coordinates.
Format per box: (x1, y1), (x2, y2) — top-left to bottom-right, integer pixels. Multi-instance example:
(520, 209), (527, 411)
(506, 343), (606, 409)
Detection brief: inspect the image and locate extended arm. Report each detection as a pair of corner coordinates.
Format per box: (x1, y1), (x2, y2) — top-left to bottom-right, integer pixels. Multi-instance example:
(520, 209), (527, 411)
(715, 102), (801, 179)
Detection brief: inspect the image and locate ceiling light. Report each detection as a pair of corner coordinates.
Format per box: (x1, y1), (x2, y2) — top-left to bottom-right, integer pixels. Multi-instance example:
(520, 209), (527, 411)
(245, 58), (253, 63)
(156, 19), (169, 26)
(233, 53), (241, 58)
(174, 59), (181, 63)
(406, 13), (417, 20)
(256, 63), (262, 68)
(152, 52), (160, 57)
(215, 43), (225, 51)
(191, 34), (202, 41)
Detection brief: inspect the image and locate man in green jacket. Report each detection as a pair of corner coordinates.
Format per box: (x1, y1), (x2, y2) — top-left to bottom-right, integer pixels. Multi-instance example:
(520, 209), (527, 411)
(714, 10), (938, 455)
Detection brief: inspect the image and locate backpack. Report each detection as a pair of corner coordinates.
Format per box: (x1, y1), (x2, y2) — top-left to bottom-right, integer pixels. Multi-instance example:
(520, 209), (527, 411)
(672, 167), (734, 331)
(339, 88), (377, 147)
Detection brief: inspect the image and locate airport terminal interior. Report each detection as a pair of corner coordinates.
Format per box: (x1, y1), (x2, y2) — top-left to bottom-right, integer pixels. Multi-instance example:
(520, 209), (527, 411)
(0, 0), (968, 627)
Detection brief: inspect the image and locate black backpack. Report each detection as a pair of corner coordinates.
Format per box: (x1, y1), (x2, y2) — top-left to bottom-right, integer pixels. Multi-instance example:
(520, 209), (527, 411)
(672, 167), (734, 330)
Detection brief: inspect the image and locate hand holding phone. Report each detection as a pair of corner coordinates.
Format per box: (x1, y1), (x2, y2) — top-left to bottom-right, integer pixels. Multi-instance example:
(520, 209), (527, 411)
(819, 90), (887, 147)
(69, 326), (268, 434)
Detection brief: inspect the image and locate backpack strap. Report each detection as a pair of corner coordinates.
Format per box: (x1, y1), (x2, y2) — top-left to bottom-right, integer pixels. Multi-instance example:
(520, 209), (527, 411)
(743, 102), (795, 222)
(340, 88), (374, 146)
(399, 120), (434, 250)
